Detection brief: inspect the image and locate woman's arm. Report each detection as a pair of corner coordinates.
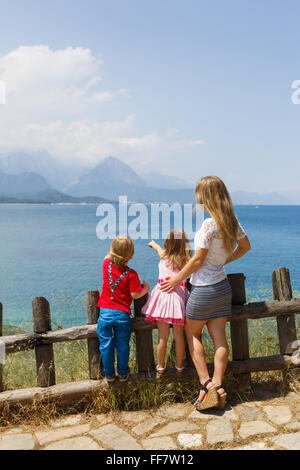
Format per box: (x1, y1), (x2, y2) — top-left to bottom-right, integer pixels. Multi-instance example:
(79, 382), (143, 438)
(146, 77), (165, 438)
(148, 240), (164, 258)
(160, 249), (208, 293)
(224, 236), (251, 265)
(131, 281), (150, 300)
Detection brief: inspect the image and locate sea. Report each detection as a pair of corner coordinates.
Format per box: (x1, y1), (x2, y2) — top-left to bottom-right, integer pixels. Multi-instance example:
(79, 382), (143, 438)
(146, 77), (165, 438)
(0, 204), (299, 329)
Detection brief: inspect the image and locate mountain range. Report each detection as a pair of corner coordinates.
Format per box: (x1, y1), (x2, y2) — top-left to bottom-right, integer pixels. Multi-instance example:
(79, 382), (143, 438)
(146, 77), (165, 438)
(0, 151), (296, 204)
(0, 169), (51, 195)
(0, 150), (86, 190)
(0, 168), (109, 204)
(64, 156), (195, 203)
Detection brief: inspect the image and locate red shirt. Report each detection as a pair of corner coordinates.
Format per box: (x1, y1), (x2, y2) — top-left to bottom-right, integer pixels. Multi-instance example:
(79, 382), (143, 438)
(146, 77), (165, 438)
(97, 258), (143, 314)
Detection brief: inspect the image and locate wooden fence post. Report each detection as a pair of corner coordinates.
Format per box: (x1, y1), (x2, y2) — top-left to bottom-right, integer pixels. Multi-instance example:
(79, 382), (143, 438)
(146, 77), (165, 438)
(86, 291), (102, 380)
(0, 303), (3, 392)
(228, 273), (251, 386)
(272, 268), (296, 354)
(134, 293), (155, 374)
(32, 297), (56, 387)
(272, 268), (297, 382)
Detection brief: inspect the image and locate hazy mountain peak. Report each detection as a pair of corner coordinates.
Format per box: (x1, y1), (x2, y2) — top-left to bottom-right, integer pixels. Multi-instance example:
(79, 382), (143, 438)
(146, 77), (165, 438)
(93, 156), (146, 186)
(64, 155), (148, 198)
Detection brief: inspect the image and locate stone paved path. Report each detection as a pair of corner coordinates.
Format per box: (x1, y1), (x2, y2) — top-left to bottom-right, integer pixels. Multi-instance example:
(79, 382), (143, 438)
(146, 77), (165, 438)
(0, 392), (299, 450)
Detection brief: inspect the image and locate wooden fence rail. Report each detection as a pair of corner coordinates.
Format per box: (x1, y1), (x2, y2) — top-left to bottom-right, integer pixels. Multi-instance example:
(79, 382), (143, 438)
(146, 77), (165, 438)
(0, 268), (299, 404)
(2, 299), (300, 354)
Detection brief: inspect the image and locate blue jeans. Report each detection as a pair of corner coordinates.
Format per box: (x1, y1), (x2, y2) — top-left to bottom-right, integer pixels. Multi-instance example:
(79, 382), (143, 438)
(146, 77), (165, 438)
(97, 308), (131, 377)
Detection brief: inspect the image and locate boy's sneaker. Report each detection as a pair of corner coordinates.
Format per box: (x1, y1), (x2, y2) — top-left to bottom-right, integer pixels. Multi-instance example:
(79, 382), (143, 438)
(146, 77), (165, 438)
(105, 375), (116, 383)
(119, 373), (130, 383)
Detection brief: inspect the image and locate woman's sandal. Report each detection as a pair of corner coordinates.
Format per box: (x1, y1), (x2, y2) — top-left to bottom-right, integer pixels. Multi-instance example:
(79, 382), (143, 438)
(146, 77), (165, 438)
(194, 380), (219, 411)
(216, 385), (227, 410)
(175, 365), (185, 375)
(156, 365), (166, 378)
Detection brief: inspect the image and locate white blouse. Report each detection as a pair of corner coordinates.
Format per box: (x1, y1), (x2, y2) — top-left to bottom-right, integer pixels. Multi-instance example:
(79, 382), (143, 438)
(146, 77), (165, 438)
(191, 218), (247, 286)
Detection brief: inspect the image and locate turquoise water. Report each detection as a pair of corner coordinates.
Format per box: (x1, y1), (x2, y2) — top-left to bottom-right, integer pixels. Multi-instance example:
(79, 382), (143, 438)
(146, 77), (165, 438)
(0, 204), (299, 328)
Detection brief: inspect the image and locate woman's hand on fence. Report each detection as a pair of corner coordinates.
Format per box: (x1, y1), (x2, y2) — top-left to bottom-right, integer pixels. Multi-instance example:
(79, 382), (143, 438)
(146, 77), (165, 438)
(160, 276), (181, 293)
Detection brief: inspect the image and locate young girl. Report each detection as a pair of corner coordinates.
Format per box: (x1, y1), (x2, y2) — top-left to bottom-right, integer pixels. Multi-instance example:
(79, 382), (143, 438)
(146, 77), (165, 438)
(142, 229), (192, 376)
(97, 235), (150, 383)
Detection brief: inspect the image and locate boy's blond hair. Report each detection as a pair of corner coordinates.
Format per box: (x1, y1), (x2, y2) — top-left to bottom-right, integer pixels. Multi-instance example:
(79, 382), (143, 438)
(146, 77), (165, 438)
(108, 235), (134, 268)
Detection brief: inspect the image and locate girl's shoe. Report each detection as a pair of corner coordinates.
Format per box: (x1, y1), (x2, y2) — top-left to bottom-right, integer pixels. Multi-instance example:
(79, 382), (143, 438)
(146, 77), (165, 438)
(216, 385), (227, 410)
(119, 373), (130, 383)
(175, 365), (185, 375)
(156, 365), (166, 378)
(105, 375), (116, 383)
(194, 380), (219, 411)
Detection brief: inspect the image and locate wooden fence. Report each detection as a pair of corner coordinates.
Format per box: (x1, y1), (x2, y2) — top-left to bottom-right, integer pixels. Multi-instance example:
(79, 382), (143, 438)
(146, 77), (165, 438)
(0, 267), (299, 405)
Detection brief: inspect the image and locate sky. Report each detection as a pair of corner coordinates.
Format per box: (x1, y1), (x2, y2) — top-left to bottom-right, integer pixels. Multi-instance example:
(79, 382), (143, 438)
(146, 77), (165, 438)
(0, 0), (300, 195)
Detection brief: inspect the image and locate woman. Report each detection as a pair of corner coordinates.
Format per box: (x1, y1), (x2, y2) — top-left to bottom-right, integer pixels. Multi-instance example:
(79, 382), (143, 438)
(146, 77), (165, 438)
(160, 176), (251, 411)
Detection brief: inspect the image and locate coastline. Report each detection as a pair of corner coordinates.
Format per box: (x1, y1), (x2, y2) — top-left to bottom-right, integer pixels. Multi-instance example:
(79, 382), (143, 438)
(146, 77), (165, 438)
(0, 201), (300, 206)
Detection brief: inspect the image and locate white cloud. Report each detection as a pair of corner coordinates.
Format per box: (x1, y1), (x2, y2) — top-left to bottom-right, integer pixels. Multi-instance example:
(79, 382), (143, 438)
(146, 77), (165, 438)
(1, 45), (101, 93)
(0, 45), (124, 119)
(0, 45), (204, 167)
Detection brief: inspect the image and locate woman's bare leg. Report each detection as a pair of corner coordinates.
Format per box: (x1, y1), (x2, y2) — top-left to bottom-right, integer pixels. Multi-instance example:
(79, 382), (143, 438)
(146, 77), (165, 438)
(172, 325), (185, 369)
(185, 319), (214, 401)
(157, 321), (170, 369)
(207, 317), (229, 395)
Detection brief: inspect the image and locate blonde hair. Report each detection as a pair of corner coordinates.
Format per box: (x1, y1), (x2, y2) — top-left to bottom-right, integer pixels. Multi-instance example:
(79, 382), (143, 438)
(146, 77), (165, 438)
(108, 235), (134, 269)
(162, 229), (192, 271)
(195, 176), (239, 254)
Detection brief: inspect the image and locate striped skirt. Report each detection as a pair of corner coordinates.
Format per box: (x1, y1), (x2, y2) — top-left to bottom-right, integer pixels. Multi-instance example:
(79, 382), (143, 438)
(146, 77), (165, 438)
(186, 278), (232, 321)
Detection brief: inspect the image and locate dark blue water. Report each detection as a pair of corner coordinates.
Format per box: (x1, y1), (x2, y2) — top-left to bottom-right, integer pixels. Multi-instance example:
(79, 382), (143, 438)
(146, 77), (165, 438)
(0, 204), (299, 328)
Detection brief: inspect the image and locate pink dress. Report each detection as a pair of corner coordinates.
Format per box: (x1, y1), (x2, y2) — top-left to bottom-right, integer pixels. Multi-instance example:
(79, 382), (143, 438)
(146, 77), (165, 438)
(142, 259), (190, 327)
